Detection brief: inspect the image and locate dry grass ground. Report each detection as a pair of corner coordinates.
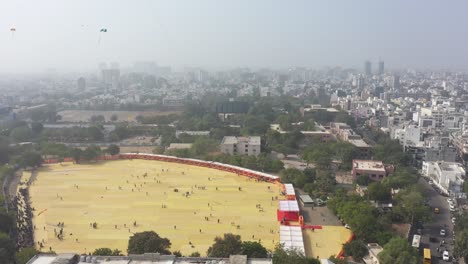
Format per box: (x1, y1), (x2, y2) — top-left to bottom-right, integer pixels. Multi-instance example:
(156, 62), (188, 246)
(57, 110), (181, 123)
(24, 160), (283, 255)
(302, 226), (352, 259)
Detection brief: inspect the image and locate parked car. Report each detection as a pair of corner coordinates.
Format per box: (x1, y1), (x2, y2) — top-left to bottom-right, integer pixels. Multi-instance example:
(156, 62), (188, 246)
(434, 207), (440, 214)
(452, 217), (456, 224)
(447, 198), (453, 203)
(429, 180), (434, 185)
(440, 229), (446, 236)
(344, 224), (351, 229)
(442, 251), (449, 261)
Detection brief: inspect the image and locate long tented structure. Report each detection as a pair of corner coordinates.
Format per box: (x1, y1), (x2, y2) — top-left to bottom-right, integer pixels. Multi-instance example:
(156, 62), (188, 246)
(279, 225), (305, 254)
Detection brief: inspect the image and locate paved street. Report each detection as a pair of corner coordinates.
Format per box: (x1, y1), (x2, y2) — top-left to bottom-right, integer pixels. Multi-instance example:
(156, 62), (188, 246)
(418, 178), (456, 263)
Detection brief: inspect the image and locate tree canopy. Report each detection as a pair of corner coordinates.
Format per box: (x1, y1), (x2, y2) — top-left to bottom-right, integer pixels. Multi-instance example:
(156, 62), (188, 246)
(127, 231), (171, 255)
(207, 233), (242, 257)
(378, 237), (419, 264)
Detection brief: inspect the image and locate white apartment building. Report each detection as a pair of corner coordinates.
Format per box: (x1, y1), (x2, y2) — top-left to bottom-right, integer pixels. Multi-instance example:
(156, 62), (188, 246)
(422, 161), (466, 198)
(220, 136), (261, 157)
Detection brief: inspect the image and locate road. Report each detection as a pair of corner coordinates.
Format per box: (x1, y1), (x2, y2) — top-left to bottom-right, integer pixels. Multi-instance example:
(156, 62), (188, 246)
(418, 177), (456, 263)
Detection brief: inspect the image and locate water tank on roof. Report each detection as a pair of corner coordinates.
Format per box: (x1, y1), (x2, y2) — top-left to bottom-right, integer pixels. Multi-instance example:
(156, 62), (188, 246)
(80, 255), (86, 262)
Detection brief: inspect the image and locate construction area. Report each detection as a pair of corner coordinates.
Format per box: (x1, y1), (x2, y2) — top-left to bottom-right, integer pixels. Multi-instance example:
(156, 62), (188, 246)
(22, 159), (283, 255)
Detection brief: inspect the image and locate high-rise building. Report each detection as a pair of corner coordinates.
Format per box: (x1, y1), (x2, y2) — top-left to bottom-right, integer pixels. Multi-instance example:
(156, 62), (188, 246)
(77, 77), (86, 90)
(364, 60), (372, 76)
(357, 75), (365, 90)
(378, 60), (385, 75)
(392, 75), (400, 90)
(102, 69), (120, 85)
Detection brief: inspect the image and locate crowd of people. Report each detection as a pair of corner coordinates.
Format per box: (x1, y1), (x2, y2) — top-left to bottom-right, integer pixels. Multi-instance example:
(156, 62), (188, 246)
(14, 187), (34, 249)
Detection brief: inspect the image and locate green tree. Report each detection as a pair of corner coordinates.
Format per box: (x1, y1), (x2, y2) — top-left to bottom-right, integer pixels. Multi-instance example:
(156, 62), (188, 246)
(15, 247), (37, 264)
(272, 245), (319, 264)
(70, 148), (83, 163)
(343, 240), (368, 261)
(0, 232), (15, 263)
(394, 188), (430, 223)
(356, 175), (371, 186)
(207, 233), (242, 257)
(454, 229), (468, 263)
(277, 115), (293, 131)
(110, 114), (118, 122)
(18, 151), (43, 168)
(127, 231), (171, 254)
(82, 146), (101, 161)
(0, 213), (14, 234)
(90, 115), (105, 123)
(241, 241), (267, 258)
(378, 237), (418, 264)
(92, 248), (113, 256)
(87, 126), (104, 141)
(367, 182), (391, 201)
(189, 252), (201, 257)
(31, 122), (44, 136)
(106, 144), (120, 155)
(10, 125), (32, 142)
(191, 138), (218, 157)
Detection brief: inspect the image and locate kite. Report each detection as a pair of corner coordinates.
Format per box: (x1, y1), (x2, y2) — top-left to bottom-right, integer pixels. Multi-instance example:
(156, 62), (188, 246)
(98, 28), (107, 45)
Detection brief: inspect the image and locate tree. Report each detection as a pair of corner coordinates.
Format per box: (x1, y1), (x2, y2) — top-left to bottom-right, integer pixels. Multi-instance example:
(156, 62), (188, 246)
(31, 122), (44, 136)
(0, 212), (14, 234)
(356, 175), (371, 186)
(280, 168), (305, 187)
(0, 232), (15, 263)
(191, 138), (218, 157)
(106, 144), (120, 155)
(110, 114), (118, 122)
(272, 245), (319, 264)
(343, 240), (368, 261)
(378, 237), (419, 264)
(10, 126), (32, 142)
(394, 188), (430, 223)
(18, 152), (43, 168)
(207, 233), (242, 257)
(93, 248), (112, 256)
(454, 229), (468, 263)
(127, 231), (171, 254)
(70, 148), (83, 163)
(82, 146), (101, 161)
(367, 182), (391, 202)
(87, 126), (104, 141)
(277, 115), (293, 131)
(241, 241), (267, 258)
(15, 247), (38, 264)
(189, 252), (201, 257)
(90, 115), (105, 123)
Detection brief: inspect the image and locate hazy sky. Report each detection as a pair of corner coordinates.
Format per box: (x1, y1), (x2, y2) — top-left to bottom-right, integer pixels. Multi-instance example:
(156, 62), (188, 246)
(1, 0), (468, 73)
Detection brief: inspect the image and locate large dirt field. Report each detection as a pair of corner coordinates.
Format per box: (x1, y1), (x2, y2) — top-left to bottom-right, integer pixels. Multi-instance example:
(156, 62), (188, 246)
(57, 110), (181, 123)
(24, 160), (282, 255)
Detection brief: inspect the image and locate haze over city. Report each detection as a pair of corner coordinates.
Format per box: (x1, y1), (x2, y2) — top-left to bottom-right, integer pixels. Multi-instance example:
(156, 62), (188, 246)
(2, 0), (468, 73)
(2, 1), (468, 264)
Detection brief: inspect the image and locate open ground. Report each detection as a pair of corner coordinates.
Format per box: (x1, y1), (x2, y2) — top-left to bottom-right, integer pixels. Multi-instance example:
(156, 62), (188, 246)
(57, 110), (181, 123)
(23, 160), (282, 255)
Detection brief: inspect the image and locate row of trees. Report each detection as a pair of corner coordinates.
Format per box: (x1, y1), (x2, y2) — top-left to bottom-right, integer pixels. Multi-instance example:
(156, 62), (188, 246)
(301, 141), (357, 170)
(116, 231), (318, 263)
(454, 213), (468, 261)
(209, 153), (284, 173)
